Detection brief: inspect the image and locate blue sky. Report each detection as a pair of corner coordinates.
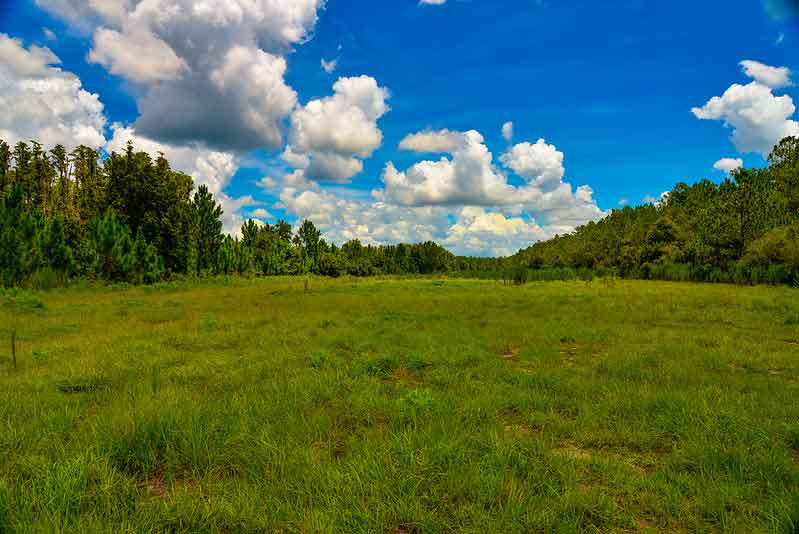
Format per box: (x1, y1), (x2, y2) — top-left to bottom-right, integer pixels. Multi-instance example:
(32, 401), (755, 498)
(1, 0), (797, 255)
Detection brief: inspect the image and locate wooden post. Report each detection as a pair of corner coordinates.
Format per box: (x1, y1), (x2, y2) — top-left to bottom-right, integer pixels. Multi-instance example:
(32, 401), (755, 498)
(11, 328), (16, 370)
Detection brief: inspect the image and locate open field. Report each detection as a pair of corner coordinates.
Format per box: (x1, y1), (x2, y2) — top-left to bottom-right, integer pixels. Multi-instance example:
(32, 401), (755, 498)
(1, 277), (798, 532)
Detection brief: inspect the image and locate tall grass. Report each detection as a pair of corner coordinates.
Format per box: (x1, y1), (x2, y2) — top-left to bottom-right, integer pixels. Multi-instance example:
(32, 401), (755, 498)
(0, 277), (797, 532)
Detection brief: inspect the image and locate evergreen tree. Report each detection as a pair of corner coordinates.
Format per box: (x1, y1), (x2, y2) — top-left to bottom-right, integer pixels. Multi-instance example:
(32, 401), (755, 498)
(88, 209), (136, 282)
(39, 216), (74, 277)
(193, 184), (223, 275)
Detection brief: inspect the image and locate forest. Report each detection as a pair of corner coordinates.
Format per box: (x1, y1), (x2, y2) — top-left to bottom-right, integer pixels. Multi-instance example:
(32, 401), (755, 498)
(0, 139), (455, 287)
(509, 136), (799, 286)
(1, 136), (798, 288)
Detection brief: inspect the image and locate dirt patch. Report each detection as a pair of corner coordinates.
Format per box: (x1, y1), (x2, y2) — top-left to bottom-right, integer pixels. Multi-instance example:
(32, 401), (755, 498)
(382, 368), (424, 385)
(141, 474), (169, 498)
(554, 441), (661, 476)
(139, 472), (199, 498)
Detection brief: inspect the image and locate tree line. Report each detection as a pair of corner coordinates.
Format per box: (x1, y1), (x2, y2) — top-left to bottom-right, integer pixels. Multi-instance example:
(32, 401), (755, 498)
(2, 136), (798, 288)
(0, 139), (455, 288)
(506, 137), (799, 285)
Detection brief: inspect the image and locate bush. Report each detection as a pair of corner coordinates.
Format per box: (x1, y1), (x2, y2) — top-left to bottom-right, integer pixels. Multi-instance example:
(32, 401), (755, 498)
(742, 225), (799, 285)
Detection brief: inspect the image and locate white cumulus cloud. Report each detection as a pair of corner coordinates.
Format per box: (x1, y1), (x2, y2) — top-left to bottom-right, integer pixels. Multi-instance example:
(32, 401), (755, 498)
(740, 60), (793, 89)
(284, 75), (390, 182)
(399, 129), (463, 153)
(443, 207), (548, 256)
(383, 130), (514, 206)
(692, 63), (799, 157)
(382, 128), (603, 227)
(500, 138), (565, 190)
(0, 33), (106, 149)
(272, 126), (605, 255)
(713, 157), (743, 173)
(89, 28), (188, 83)
(38, 0), (324, 152)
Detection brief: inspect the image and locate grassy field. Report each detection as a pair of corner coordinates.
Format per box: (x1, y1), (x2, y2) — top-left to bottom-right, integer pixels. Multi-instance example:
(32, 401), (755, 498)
(0, 277), (798, 533)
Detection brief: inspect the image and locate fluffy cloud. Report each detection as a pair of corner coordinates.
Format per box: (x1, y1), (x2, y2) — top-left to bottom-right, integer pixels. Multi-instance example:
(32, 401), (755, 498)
(740, 60), (793, 89)
(692, 61), (799, 157)
(713, 157), (743, 173)
(278, 180), (566, 257)
(0, 34), (106, 149)
(419, 0), (447, 4)
(251, 208), (272, 219)
(500, 138), (565, 190)
(133, 44), (299, 152)
(284, 75), (390, 182)
(382, 128), (603, 227)
(383, 130), (514, 205)
(443, 207), (548, 256)
(89, 28), (188, 83)
(501, 121), (513, 142)
(38, 0), (324, 152)
(34, 0), (119, 29)
(0, 34), (60, 76)
(280, 185), (448, 244)
(274, 125), (605, 256)
(399, 129), (462, 153)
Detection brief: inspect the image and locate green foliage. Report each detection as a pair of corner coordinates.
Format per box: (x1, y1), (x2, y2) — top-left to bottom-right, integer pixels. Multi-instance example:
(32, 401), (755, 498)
(216, 235), (252, 275)
(0, 185), (39, 286)
(87, 209), (136, 281)
(133, 229), (165, 284)
(193, 184), (223, 276)
(39, 217), (75, 277)
(509, 137), (799, 286)
(1, 134), (797, 287)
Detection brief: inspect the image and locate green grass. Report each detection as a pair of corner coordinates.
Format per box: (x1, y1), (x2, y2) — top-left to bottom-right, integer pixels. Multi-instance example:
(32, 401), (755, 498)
(1, 277), (798, 533)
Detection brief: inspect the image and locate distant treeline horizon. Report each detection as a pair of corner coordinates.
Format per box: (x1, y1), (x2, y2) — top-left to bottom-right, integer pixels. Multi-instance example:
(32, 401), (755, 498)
(1, 136), (798, 288)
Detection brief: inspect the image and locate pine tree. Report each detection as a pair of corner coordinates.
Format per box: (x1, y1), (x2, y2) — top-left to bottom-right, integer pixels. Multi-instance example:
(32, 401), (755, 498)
(193, 185), (223, 275)
(88, 209), (136, 282)
(40, 217), (74, 278)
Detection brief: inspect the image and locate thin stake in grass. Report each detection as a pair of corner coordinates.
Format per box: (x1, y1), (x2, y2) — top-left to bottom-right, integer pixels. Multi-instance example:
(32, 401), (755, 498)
(10, 327), (16, 370)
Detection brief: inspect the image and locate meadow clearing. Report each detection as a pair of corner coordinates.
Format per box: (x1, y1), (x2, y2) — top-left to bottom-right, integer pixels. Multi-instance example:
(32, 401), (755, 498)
(0, 277), (798, 533)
